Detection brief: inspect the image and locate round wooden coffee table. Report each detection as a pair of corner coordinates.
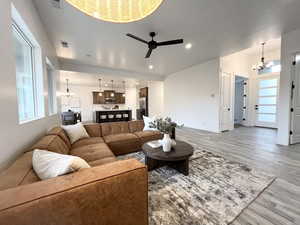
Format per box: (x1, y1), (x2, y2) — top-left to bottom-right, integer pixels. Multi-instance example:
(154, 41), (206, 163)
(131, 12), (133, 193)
(142, 141), (194, 176)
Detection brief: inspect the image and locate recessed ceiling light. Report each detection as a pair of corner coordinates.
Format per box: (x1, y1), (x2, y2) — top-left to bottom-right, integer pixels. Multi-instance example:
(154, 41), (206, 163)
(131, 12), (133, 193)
(149, 65), (154, 70)
(185, 43), (192, 49)
(104, 84), (108, 87)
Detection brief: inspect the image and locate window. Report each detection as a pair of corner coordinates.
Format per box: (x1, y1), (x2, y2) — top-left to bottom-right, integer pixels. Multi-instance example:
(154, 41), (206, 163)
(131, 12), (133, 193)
(12, 6), (44, 123)
(46, 59), (57, 115)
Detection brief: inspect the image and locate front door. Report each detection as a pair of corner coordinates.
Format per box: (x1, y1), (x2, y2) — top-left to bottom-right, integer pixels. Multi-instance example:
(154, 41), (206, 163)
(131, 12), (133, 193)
(255, 75), (279, 128)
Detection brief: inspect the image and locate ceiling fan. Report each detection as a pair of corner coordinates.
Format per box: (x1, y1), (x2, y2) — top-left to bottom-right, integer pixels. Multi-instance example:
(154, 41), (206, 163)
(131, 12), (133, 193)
(126, 32), (184, 58)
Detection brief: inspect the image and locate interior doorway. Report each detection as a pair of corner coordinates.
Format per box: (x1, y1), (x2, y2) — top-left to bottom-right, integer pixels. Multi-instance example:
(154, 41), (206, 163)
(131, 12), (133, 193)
(290, 55), (300, 144)
(234, 76), (248, 127)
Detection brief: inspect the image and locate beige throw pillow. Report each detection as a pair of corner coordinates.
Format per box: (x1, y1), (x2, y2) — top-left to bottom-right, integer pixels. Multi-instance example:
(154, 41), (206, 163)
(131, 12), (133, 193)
(62, 122), (89, 144)
(32, 149), (90, 180)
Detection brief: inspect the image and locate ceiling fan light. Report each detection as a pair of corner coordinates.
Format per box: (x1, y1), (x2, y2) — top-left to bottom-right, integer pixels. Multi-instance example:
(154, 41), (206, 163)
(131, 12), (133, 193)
(185, 43), (192, 49)
(65, 0), (164, 23)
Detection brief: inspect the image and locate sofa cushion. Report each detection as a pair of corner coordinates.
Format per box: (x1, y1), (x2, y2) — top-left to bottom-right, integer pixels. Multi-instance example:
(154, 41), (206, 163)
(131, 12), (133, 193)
(70, 143), (115, 163)
(84, 124), (102, 137)
(29, 135), (70, 155)
(128, 120), (144, 133)
(134, 131), (163, 144)
(47, 127), (71, 149)
(103, 133), (141, 156)
(0, 151), (39, 191)
(101, 122), (130, 136)
(103, 133), (138, 143)
(72, 137), (105, 149)
(88, 157), (117, 167)
(20, 170), (40, 186)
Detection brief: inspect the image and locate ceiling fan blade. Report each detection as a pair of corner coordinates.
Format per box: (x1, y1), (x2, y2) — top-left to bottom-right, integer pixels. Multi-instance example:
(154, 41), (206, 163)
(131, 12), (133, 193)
(157, 39), (184, 46)
(126, 33), (148, 44)
(145, 49), (152, 58)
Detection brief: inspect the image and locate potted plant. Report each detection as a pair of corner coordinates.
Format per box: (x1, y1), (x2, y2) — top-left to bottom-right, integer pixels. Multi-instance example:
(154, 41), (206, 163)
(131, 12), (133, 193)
(150, 117), (182, 152)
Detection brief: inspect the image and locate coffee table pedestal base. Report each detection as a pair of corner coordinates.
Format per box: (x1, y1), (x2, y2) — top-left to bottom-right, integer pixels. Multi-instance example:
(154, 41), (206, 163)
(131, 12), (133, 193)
(145, 156), (190, 176)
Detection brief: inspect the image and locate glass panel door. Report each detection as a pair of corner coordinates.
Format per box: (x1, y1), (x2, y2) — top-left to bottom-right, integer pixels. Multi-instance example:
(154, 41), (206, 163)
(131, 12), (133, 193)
(255, 76), (279, 128)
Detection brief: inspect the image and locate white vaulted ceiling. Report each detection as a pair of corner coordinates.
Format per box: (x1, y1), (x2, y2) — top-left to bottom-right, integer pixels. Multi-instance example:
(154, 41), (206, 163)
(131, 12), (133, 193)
(34, 0), (300, 78)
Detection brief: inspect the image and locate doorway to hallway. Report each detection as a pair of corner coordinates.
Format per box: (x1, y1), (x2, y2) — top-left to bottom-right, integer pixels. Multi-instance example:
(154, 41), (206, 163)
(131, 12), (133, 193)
(234, 76), (248, 127)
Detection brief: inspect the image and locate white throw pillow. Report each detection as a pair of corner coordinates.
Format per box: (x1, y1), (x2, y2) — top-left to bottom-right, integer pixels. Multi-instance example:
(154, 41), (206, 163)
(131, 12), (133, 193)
(143, 116), (158, 131)
(62, 122), (89, 144)
(32, 149), (90, 180)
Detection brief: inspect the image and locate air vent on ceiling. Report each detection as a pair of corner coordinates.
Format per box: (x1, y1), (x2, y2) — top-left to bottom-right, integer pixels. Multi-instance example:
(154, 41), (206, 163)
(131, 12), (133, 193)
(51, 0), (61, 9)
(61, 41), (69, 48)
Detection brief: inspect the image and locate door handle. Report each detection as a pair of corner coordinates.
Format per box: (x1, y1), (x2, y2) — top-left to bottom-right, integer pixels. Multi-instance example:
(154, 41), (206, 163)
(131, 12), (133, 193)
(255, 105), (258, 110)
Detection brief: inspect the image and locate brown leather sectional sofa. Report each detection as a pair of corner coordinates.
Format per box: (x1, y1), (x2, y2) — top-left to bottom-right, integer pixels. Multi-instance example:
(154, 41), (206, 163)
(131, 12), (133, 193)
(0, 120), (163, 225)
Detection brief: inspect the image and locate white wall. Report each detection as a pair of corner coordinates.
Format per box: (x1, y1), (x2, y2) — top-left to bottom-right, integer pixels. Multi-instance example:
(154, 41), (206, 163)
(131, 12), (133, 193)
(148, 81), (164, 117)
(126, 86), (138, 120)
(60, 84), (138, 122)
(164, 58), (221, 133)
(0, 0), (59, 171)
(278, 29), (300, 145)
(221, 52), (250, 77)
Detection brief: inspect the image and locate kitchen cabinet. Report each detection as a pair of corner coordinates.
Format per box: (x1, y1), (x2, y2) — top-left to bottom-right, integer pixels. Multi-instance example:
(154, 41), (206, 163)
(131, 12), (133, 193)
(93, 91), (126, 104)
(93, 92), (105, 104)
(115, 93), (125, 104)
(139, 87), (148, 98)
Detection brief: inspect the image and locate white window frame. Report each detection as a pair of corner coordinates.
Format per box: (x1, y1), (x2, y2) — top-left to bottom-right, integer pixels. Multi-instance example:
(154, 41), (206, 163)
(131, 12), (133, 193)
(12, 4), (45, 124)
(46, 57), (57, 116)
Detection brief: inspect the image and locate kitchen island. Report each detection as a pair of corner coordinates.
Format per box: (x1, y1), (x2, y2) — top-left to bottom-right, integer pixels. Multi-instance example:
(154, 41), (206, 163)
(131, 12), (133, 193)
(95, 110), (132, 123)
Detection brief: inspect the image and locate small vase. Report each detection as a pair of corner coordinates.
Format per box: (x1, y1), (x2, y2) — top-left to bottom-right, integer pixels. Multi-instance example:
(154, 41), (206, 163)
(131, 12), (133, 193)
(161, 133), (172, 152)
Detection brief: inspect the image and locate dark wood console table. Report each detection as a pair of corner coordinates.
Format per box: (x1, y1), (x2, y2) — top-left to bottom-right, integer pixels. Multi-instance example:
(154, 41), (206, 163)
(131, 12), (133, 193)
(95, 110), (132, 123)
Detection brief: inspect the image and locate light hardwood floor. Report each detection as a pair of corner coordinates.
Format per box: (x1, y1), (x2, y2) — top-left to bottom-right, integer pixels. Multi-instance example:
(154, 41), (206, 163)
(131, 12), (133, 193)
(176, 126), (300, 225)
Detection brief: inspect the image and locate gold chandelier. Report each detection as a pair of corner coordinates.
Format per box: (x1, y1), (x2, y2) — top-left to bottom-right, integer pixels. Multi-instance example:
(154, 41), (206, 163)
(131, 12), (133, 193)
(65, 0), (164, 23)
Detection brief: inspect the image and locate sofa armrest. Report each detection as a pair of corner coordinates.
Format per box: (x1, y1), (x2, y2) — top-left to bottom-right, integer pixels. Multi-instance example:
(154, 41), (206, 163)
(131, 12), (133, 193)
(0, 159), (148, 225)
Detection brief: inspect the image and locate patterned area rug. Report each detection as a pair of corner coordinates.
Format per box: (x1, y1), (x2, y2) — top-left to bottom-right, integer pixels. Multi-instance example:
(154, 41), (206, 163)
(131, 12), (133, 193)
(119, 147), (275, 225)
